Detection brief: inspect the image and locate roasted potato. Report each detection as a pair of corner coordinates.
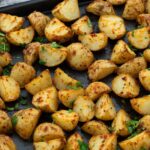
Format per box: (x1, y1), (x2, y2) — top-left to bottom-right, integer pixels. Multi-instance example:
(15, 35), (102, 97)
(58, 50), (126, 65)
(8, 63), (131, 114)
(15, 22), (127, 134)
(131, 95), (150, 115)
(6, 26), (34, 46)
(73, 96), (95, 122)
(45, 18), (73, 43)
(67, 43), (94, 71)
(127, 27), (150, 49)
(139, 115), (150, 131)
(107, 0), (126, 5)
(143, 49), (150, 62)
(137, 14), (150, 27)
(89, 134), (117, 150)
(95, 93), (116, 121)
(88, 59), (117, 81)
(117, 57), (147, 78)
(81, 120), (109, 135)
(86, 0), (115, 16)
(85, 82), (111, 101)
(28, 11), (50, 36)
(98, 15), (126, 40)
(32, 87), (58, 113)
(78, 32), (108, 51)
(122, 0), (144, 20)
(0, 97), (5, 109)
(52, 0), (80, 22)
(71, 16), (93, 35)
(39, 44), (67, 67)
(33, 123), (65, 142)
(52, 110), (79, 131)
(0, 76), (20, 102)
(25, 69), (52, 95)
(111, 40), (136, 64)
(0, 52), (12, 67)
(0, 13), (24, 33)
(12, 108), (41, 140)
(145, 0), (150, 13)
(112, 74), (140, 98)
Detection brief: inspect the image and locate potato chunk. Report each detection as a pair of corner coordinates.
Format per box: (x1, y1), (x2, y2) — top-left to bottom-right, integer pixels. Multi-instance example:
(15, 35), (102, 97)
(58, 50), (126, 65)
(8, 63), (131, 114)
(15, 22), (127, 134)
(0, 52), (12, 67)
(107, 0), (126, 5)
(0, 98), (5, 109)
(98, 15), (126, 40)
(143, 49), (150, 62)
(0, 13), (24, 33)
(137, 14), (150, 27)
(139, 115), (150, 131)
(146, 0), (150, 13)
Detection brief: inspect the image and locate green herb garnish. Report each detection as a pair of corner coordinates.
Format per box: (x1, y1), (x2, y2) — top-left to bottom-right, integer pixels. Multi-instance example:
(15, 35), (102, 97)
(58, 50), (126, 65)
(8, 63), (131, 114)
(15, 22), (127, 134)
(6, 107), (15, 111)
(11, 116), (18, 127)
(67, 109), (73, 113)
(0, 32), (5, 37)
(41, 46), (46, 52)
(0, 43), (10, 52)
(87, 18), (92, 28)
(78, 140), (88, 150)
(128, 44), (138, 52)
(127, 130), (141, 139)
(2, 64), (13, 75)
(108, 126), (114, 132)
(147, 68), (150, 70)
(14, 103), (19, 110)
(132, 31), (135, 37)
(140, 147), (146, 150)
(51, 42), (63, 48)
(137, 25), (144, 29)
(67, 82), (83, 90)
(19, 97), (28, 105)
(126, 120), (139, 134)
(34, 37), (47, 43)
(39, 60), (46, 65)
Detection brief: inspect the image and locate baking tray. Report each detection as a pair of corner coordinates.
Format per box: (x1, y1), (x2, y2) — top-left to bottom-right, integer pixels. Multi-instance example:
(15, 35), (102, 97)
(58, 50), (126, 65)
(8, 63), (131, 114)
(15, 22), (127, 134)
(0, 0), (148, 149)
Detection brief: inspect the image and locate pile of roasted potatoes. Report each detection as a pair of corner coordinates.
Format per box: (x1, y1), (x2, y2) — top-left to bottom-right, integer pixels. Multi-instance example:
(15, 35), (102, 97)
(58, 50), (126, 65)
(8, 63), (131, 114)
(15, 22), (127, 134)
(0, 0), (150, 149)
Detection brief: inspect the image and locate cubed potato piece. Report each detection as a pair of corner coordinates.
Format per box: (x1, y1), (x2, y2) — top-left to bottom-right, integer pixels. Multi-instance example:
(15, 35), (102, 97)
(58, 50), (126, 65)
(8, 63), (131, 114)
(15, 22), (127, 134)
(12, 108), (41, 140)
(107, 0), (126, 5)
(45, 18), (73, 43)
(54, 68), (78, 90)
(52, 0), (80, 22)
(111, 40), (136, 64)
(0, 52), (12, 67)
(33, 123), (65, 142)
(71, 16), (93, 35)
(139, 115), (150, 131)
(0, 76), (20, 102)
(28, 11), (50, 36)
(112, 74), (140, 98)
(81, 120), (109, 135)
(32, 87), (58, 113)
(112, 109), (130, 136)
(86, 0), (115, 16)
(145, 0), (150, 14)
(127, 27), (150, 49)
(25, 69), (52, 95)
(89, 134), (117, 150)
(0, 13), (24, 33)
(52, 110), (79, 131)
(0, 110), (12, 134)
(122, 0), (144, 20)
(73, 96), (95, 122)
(117, 57), (147, 78)
(119, 131), (150, 150)
(10, 62), (36, 88)
(0, 135), (16, 150)
(67, 43), (94, 71)
(95, 93), (116, 121)
(78, 33), (108, 51)
(23, 42), (40, 65)
(98, 15), (126, 40)
(137, 14), (150, 27)
(39, 44), (67, 67)
(85, 82), (111, 101)
(58, 88), (85, 108)
(143, 49), (150, 62)
(131, 95), (150, 115)
(0, 98), (5, 109)
(88, 59), (117, 81)
(34, 138), (66, 150)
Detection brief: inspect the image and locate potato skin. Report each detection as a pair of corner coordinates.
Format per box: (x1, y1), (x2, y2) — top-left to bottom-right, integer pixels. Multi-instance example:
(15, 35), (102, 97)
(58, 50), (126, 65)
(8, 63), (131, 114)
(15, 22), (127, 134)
(143, 49), (150, 62)
(0, 98), (5, 109)
(137, 14), (150, 27)
(145, 0), (150, 14)
(139, 115), (150, 131)
(0, 52), (12, 67)
(67, 43), (94, 71)
(107, 0), (126, 5)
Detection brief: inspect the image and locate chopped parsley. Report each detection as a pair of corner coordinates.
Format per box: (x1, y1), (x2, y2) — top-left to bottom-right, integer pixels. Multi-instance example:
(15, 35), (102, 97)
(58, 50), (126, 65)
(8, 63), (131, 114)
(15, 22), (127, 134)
(11, 116), (18, 127)
(67, 81), (83, 90)
(126, 120), (139, 134)
(108, 126), (114, 132)
(41, 46), (46, 52)
(132, 31), (135, 37)
(51, 42), (63, 48)
(2, 64), (13, 75)
(78, 140), (88, 150)
(127, 130), (141, 139)
(19, 97), (28, 105)
(0, 43), (10, 53)
(34, 37), (47, 43)
(39, 60), (46, 65)
(6, 107), (15, 111)
(128, 44), (138, 52)
(67, 109), (73, 113)
(0, 32), (5, 37)
(87, 18), (92, 28)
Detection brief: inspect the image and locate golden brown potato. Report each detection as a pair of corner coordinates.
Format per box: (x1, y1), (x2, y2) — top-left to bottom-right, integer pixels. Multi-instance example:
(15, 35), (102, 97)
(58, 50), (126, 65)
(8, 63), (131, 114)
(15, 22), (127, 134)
(71, 16), (93, 35)
(139, 115), (150, 131)
(89, 134), (117, 150)
(0, 76), (20, 102)
(67, 43), (94, 71)
(131, 95), (150, 115)
(88, 59), (117, 81)
(127, 27), (150, 49)
(137, 14), (150, 27)
(0, 13), (24, 33)
(95, 93), (116, 121)
(39, 44), (67, 67)
(122, 0), (144, 20)
(32, 87), (58, 113)
(145, 0), (150, 13)
(107, 0), (126, 5)
(111, 40), (136, 64)
(12, 108), (41, 140)
(73, 96), (95, 122)
(6, 26), (34, 46)
(81, 120), (109, 135)
(28, 11), (50, 36)
(0, 98), (5, 109)
(25, 69), (52, 95)
(85, 82), (111, 101)
(98, 15), (126, 40)
(45, 18), (73, 43)
(78, 33), (108, 51)
(112, 74), (140, 98)
(117, 57), (147, 78)
(86, 0), (115, 16)
(33, 123), (65, 142)
(143, 49), (150, 62)
(0, 52), (12, 67)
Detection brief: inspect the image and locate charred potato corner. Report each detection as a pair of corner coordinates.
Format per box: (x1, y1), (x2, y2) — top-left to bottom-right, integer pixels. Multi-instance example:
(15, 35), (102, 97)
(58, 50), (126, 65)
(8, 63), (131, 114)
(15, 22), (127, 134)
(0, 0), (150, 149)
